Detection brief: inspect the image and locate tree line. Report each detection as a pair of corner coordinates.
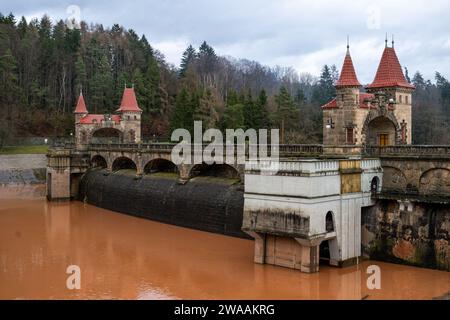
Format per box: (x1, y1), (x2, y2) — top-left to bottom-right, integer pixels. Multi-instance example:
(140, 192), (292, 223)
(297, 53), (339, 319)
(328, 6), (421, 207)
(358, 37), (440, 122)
(0, 12), (449, 145)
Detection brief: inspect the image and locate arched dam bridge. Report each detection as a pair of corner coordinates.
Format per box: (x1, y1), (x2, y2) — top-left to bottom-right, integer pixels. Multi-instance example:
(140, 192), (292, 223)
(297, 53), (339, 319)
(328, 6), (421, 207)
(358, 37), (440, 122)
(46, 143), (450, 273)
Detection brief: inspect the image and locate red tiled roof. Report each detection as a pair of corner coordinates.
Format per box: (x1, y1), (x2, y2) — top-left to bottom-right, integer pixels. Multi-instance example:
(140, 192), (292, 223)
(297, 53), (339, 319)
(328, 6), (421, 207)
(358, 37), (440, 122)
(74, 93), (88, 114)
(366, 47), (415, 89)
(336, 50), (361, 87)
(321, 98), (338, 109)
(117, 87), (142, 112)
(321, 93), (375, 109)
(79, 114), (121, 124)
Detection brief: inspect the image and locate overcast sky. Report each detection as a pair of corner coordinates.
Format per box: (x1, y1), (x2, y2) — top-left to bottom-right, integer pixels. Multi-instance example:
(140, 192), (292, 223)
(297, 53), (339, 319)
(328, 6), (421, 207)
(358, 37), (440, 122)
(3, 0), (450, 83)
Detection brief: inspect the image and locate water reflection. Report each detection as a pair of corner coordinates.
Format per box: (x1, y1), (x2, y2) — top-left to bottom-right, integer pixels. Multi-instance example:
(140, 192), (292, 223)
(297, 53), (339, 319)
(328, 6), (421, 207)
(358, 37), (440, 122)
(0, 186), (448, 300)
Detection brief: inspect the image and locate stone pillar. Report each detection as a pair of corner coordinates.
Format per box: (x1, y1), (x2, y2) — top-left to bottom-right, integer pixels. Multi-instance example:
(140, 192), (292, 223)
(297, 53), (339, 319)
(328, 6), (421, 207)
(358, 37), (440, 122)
(178, 164), (191, 181)
(295, 238), (322, 273)
(245, 231), (266, 264)
(46, 149), (72, 201)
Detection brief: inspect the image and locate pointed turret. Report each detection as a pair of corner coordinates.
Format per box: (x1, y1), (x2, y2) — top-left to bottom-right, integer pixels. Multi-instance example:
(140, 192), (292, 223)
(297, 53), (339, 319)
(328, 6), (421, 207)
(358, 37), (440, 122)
(117, 87), (142, 113)
(366, 46), (415, 90)
(74, 92), (88, 114)
(335, 43), (361, 88)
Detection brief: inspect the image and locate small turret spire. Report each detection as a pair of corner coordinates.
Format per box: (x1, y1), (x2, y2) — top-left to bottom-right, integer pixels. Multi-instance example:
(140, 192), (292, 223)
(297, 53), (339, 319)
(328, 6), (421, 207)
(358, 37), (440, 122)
(335, 41), (361, 88)
(385, 33), (388, 48)
(392, 34), (395, 48)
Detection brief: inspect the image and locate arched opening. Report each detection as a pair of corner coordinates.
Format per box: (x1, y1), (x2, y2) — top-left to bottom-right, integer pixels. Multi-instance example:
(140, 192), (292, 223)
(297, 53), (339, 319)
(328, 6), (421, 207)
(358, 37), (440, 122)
(91, 155), (107, 169)
(325, 211), (334, 233)
(190, 163), (240, 180)
(320, 211), (335, 265)
(320, 241), (330, 264)
(371, 176), (380, 193)
(112, 157), (136, 172)
(366, 116), (397, 146)
(91, 128), (123, 144)
(144, 159), (178, 176)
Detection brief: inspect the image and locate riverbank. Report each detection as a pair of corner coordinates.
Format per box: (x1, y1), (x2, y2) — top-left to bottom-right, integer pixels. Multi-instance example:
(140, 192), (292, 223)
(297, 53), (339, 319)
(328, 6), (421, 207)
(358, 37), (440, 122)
(0, 154), (46, 185)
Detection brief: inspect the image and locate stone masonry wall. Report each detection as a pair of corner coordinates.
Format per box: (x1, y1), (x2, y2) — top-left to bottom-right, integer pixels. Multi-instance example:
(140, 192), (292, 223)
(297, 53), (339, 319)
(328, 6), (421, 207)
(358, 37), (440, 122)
(362, 200), (450, 271)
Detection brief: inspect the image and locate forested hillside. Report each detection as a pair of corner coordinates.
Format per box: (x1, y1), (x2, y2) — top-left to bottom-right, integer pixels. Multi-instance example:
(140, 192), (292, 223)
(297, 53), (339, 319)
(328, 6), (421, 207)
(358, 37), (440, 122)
(0, 12), (449, 145)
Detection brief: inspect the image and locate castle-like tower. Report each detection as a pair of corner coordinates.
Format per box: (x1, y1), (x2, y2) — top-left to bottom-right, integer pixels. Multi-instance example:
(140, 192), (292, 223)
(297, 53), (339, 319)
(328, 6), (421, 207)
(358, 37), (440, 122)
(322, 39), (415, 146)
(74, 86), (142, 149)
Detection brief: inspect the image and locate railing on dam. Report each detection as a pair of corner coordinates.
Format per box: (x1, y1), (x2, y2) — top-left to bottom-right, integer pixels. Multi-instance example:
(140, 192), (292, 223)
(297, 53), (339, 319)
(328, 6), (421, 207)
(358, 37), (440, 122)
(84, 143), (324, 157)
(51, 140), (450, 158)
(364, 145), (450, 158)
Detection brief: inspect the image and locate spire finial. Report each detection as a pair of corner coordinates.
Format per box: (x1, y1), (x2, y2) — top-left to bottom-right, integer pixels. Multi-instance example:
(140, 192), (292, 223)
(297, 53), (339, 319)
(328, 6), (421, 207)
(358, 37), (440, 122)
(385, 33), (388, 48)
(392, 34), (395, 48)
(346, 35), (350, 53)
(80, 85), (83, 96)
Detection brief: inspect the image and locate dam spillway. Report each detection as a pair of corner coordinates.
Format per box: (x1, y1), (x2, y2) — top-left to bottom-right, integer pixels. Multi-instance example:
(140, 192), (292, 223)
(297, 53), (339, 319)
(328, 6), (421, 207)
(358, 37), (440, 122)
(78, 169), (248, 238)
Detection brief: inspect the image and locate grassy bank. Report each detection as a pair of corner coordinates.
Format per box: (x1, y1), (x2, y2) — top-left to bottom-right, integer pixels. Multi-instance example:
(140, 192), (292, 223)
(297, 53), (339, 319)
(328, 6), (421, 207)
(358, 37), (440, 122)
(0, 145), (49, 155)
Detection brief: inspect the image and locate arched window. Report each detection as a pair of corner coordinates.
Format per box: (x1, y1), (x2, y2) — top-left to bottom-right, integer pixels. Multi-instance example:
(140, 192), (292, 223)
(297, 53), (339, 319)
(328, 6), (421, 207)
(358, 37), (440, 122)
(371, 176), (379, 193)
(326, 211), (334, 232)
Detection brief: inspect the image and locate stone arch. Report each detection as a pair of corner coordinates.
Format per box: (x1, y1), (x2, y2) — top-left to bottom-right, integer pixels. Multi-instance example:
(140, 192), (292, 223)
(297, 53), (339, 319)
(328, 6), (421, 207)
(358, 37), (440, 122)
(362, 110), (401, 145)
(189, 163), (240, 180)
(91, 128), (123, 144)
(91, 155), (107, 168)
(382, 166), (407, 192)
(144, 158), (179, 175)
(419, 168), (450, 196)
(112, 156), (137, 171)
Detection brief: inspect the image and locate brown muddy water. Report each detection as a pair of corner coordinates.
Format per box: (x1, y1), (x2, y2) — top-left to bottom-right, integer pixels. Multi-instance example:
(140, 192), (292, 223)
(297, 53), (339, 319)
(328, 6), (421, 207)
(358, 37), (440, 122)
(0, 185), (449, 300)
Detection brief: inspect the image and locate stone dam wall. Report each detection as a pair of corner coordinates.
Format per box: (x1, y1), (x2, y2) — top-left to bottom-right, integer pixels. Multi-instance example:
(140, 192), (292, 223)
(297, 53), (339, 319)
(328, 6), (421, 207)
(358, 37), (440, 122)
(362, 200), (450, 271)
(0, 154), (46, 185)
(78, 169), (248, 239)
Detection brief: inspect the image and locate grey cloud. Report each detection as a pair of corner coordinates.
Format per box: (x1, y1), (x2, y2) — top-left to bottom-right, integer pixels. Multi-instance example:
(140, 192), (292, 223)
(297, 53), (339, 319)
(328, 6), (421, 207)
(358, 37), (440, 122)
(2, 0), (449, 82)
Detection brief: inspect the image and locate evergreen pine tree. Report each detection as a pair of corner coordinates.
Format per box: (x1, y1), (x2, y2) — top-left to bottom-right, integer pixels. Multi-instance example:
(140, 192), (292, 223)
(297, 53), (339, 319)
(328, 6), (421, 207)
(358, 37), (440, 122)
(179, 45), (196, 78)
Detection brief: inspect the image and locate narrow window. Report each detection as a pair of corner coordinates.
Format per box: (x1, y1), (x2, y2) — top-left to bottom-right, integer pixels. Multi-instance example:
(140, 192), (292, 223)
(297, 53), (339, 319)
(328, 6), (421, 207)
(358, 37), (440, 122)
(346, 128), (354, 145)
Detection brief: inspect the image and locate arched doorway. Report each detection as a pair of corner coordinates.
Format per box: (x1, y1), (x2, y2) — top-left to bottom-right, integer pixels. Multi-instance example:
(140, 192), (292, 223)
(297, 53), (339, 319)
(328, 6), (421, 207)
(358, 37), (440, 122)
(366, 116), (397, 146)
(91, 155), (107, 169)
(91, 128), (123, 144)
(112, 157), (136, 172)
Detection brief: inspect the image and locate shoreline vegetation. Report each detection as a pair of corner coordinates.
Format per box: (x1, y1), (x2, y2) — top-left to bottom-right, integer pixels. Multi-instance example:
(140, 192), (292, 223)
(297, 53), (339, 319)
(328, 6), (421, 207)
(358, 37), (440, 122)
(0, 145), (49, 154)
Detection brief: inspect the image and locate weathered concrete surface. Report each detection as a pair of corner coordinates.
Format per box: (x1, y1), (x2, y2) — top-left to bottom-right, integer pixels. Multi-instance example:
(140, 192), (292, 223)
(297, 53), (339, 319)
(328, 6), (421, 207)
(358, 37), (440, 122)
(243, 158), (382, 273)
(0, 154), (47, 185)
(78, 168), (248, 238)
(362, 200), (450, 271)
